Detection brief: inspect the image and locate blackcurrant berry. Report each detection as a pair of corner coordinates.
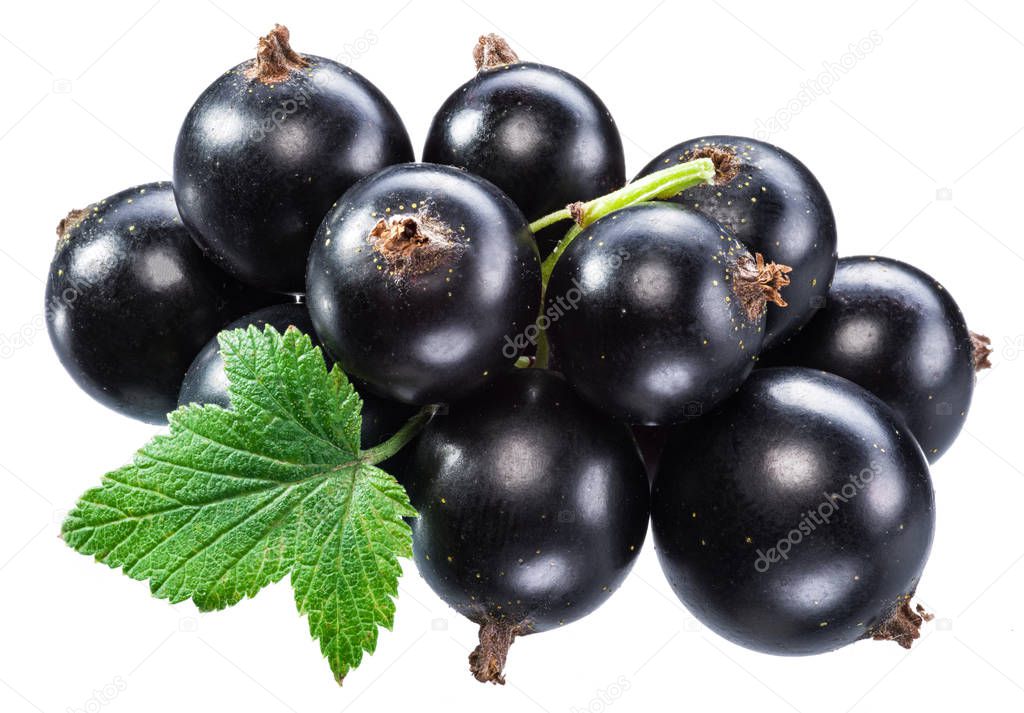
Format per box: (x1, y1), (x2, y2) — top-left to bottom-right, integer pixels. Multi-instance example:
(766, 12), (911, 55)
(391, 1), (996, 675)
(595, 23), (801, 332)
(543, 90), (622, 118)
(46, 182), (270, 423)
(546, 202), (791, 425)
(636, 136), (837, 349)
(761, 256), (990, 462)
(405, 369), (649, 684)
(423, 34), (624, 252)
(652, 367), (935, 655)
(306, 163), (542, 405)
(178, 302), (416, 450)
(173, 25), (413, 293)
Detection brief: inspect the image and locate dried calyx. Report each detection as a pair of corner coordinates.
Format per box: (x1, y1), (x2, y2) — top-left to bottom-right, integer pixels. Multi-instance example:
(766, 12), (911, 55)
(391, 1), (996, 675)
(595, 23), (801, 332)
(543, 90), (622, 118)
(473, 33), (519, 71)
(871, 598), (934, 649)
(468, 619), (519, 685)
(686, 145), (741, 185)
(246, 24), (309, 84)
(369, 214), (461, 278)
(970, 331), (992, 371)
(56, 207), (89, 244)
(567, 201), (586, 224)
(732, 252), (792, 321)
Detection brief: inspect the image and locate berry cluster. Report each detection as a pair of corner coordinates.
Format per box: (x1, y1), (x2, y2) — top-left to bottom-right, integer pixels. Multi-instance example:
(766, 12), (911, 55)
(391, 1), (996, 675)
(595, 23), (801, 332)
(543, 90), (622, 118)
(48, 26), (989, 685)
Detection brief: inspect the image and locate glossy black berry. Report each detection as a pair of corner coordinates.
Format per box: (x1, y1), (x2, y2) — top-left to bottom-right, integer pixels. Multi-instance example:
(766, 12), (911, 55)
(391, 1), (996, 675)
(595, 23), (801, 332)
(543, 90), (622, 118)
(761, 256), (989, 462)
(652, 367), (935, 655)
(546, 202), (791, 425)
(636, 136), (837, 349)
(178, 302), (415, 450)
(46, 182), (270, 423)
(306, 163), (541, 405)
(173, 25), (413, 293)
(405, 369), (649, 683)
(423, 35), (624, 251)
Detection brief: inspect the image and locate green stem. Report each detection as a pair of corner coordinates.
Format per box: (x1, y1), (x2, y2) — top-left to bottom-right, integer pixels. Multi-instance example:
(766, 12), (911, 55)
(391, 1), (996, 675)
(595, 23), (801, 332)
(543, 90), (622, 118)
(529, 207), (573, 233)
(534, 329), (550, 370)
(360, 404), (438, 465)
(538, 157), (716, 284)
(541, 224), (583, 285)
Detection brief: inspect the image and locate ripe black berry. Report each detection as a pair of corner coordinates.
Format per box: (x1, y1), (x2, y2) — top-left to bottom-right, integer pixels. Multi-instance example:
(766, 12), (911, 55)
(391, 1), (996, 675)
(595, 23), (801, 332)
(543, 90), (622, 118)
(761, 256), (990, 461)
(546, 202), (791, 425)
(306, 163), (541, 405)
(636, 136), (837, 349)
(423, 34), (624, 251)
(405, 369), (649, 683)
(652, 367), (935, 655)
(173, 25), (413, 293)
(46, 182), (269, 423)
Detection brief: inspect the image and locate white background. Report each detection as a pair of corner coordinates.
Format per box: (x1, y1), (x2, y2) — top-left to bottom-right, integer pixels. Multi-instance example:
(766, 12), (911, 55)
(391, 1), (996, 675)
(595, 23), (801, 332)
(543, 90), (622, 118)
(1, 1), (1022, 711)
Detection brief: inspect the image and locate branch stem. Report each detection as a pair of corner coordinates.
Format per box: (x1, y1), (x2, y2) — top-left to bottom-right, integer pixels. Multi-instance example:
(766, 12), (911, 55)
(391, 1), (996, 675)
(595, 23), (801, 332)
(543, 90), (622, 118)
(528, 207), (573, 233)
(537, 157), (716, 284)
(360, 405), (438, 465)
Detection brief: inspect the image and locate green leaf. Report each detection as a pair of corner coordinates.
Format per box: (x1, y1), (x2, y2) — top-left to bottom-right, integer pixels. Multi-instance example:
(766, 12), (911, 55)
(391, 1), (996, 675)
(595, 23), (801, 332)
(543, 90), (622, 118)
(62, 325), (417, 683)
